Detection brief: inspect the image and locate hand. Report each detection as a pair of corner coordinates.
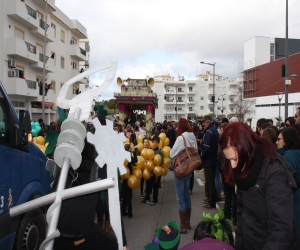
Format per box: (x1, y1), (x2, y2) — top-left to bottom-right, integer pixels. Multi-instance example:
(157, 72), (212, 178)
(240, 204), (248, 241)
(123, 246), (129, 250)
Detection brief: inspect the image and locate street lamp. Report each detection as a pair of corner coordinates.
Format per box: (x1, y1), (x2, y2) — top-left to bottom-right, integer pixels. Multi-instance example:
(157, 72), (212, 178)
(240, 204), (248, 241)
(276, 92), (284, 128)
(200, 61), (216, 119)
(219, 94), (226, 118)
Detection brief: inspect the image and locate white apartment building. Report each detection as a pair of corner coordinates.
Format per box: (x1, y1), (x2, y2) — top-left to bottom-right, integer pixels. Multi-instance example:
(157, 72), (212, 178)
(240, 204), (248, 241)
(152, 73), (238, 122)
(0, 0), (90, 124)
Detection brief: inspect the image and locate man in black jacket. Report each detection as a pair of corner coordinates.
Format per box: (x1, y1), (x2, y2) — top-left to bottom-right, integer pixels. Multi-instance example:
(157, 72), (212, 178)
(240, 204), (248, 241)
(166, 123), (176, 148)
(200, 115), (219, 209)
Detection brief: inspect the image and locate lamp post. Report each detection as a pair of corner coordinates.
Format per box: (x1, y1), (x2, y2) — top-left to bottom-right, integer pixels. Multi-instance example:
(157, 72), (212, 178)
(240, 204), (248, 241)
(219, 94), (226, 118)
(42, 0), (48, 122)
(200, 61), (216, 119)
(276, 92), (284, 128)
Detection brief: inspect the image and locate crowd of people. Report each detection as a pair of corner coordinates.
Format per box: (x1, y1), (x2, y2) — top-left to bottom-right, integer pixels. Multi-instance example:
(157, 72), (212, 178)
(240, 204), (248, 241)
(32, 106), (300, 249)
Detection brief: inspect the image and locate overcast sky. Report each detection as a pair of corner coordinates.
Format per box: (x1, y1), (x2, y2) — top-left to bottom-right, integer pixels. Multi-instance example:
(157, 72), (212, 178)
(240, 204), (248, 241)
(56, 0), (300, 100)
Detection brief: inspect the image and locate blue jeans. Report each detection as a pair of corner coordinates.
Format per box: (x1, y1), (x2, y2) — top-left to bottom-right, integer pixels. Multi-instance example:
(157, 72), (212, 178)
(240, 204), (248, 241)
(215, 167), (222, 199)
(174, 173), (192, 211)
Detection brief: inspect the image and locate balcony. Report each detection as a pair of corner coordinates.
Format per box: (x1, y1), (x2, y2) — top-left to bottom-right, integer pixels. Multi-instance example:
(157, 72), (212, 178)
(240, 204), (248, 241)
(33, 0), (56, 12)
(70, 44), (87, 61)
(187, 89), (195, 94)
(187, 108), (195, 114)
(37, 89), (55, 103)
(229, 91), (236, 96)
(177, 109), (185, 114)
(177, 89), (185, 94)
(6, 78), (38, 97)
(7, 1), (38, 29)
(6, 37), (38, 63)
(177, 99), (185, 103)
(165, 109), (175, 114)
(164, 88), (175, 94)
(31, 53), (54, 73)
(164, 99), (175, 104)
(70, 19), (88, 39)
(31, 19), (55, 42)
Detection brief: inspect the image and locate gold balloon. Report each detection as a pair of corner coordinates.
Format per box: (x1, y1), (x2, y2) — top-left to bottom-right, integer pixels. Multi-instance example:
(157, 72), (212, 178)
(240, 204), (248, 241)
(161, 146), (171, 158)
(122, 167), (130, 180)
(128, 175), (139, 189)
(164, 138), (170, 146)
(143, 168), (151, 180)
(135, 143), (144, 152)
(124, 159), (129, 167)
(135, 156), (145, 169)
(146, 149), (155, 160)
(153, 154), (162, 166)
(36, 136), (45, 145)
(161, 168), (168, 176)
(153, 166), (162, 177)
(149, 141), (153, 149)
(162, 157), (171, 169)
(141, 148), (147, 159)
(137, 134), (145, 144)
(159, 133), (167, 142)
(133, 169), (142, 180)
(145, 160), (154, 171)
(158, 140), (163, 150)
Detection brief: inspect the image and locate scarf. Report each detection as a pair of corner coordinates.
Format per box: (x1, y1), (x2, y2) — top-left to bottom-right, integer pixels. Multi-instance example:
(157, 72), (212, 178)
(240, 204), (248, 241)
(234, 144), (264, 190)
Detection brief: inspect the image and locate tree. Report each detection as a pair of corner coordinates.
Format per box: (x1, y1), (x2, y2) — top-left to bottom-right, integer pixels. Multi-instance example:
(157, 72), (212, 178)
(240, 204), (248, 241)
(105, 99), (116, 110)
(233, 83), (256, 122)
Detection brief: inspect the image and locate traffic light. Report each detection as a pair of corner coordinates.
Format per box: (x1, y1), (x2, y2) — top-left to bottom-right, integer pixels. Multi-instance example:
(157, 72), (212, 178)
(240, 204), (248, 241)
(282, 64), (285, 77)
(211, 95), (215, 102)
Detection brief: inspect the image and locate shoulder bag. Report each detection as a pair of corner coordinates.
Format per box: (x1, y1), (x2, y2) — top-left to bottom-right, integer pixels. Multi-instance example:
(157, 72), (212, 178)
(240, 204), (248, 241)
(172, 135), (201, 178)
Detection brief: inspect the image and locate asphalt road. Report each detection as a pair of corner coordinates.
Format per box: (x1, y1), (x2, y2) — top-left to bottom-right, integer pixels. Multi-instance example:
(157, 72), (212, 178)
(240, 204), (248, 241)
(122, 170), (222, 249)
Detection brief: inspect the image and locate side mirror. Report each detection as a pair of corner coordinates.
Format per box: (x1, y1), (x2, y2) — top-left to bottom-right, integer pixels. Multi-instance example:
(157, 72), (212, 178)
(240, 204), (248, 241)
(19, 110), (31, 146)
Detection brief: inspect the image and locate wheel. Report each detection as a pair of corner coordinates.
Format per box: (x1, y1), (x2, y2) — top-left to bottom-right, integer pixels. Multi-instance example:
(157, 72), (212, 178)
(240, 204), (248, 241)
(13, 209), (46, 250)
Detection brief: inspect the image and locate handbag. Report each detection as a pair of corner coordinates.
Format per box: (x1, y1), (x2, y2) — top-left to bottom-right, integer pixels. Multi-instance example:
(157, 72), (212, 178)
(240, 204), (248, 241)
(172, 135), (201, 178)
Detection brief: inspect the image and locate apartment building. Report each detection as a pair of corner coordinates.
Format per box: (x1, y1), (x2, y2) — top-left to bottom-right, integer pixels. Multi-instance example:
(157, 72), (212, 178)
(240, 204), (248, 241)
(0, 0), (90, 124)
(152, 73), (237, 122)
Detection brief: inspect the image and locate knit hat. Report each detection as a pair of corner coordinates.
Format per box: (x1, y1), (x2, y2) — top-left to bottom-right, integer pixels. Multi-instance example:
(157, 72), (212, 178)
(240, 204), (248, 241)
(144, 222), (180, 250)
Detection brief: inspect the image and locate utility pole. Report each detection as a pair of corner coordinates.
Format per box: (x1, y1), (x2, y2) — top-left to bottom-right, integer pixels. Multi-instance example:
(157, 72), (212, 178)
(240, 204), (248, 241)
(42, 0), (48, 122)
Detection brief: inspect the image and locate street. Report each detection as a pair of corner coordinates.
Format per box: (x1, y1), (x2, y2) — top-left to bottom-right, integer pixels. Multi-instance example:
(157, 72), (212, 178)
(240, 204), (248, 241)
(122, 170), (222, 249)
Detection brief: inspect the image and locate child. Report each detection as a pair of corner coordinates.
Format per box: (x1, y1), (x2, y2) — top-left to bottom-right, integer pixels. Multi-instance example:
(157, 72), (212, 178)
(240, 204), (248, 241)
(121, 144), (137, 218)
(142, 136), (163, 205)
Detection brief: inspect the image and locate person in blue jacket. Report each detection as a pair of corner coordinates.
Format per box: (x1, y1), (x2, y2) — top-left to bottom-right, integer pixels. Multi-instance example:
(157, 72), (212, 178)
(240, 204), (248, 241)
(277, 127), (300, 235)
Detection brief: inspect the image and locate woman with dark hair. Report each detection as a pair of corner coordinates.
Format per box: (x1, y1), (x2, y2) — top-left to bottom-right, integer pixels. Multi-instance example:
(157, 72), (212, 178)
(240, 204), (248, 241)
(262, 127), (277, 145)
(277, 127), (300, 235)
(170, 118), (197, 234)
(180, 210), (234, 250)
(285, 117), (296, 127)
(219, 123), (299, 249)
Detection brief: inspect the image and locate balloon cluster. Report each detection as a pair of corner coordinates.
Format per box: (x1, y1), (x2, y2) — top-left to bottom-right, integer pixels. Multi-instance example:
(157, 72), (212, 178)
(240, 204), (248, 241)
(31, 121), (42, 137)
(121, 133), (171, 189)
(33, 136), (49, 154)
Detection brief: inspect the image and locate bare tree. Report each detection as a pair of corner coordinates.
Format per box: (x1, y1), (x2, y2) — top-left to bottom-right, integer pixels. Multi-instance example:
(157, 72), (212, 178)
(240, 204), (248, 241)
(233, 83), (256, 122)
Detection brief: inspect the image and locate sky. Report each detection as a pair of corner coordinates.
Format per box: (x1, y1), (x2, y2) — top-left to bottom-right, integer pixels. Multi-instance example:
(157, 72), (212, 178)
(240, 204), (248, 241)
(55, 0), (300, 100)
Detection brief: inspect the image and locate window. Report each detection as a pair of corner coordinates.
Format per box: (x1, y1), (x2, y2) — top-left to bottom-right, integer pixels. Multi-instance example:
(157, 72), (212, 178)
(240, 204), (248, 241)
(70, 37), (77, 44)
(72, 62), (77, 69)
(12, 101), (25, 108)
(178, 97), (182, 102)
(60, 57), (65, 69)
(14, 27), (25, 40)
(50, 81), (56, 93)
(200, 106), (204, 110)
(16, 65), (25, 79)
(36, 43), (44, 54)
(60, 30), (65, 43)
(200, 96), (204, 101)
(189, 87), (193, 92)
(0, 93), (9, 143)
(189, 107), (193, 111)
(230, 98), (234, 103)
(178, 88), (183, 92)
(223, 107), (226, 110)
(218, 106), (221, 110)
(51, 52), (56, 65)
(51, 23), (56, 37)
(73, 88), (78, 95)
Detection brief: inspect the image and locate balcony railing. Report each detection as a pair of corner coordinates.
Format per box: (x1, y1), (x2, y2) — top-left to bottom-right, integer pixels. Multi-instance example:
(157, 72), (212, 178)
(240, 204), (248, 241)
(80, 47), (86, 56)
(177, 100), (184, 102)
(39, 19), (49, 30)
(25, 41), (36, 54)
(25, 4), (37, 19)
(39, 53), (49, 63)
(25, 79), (37, 89)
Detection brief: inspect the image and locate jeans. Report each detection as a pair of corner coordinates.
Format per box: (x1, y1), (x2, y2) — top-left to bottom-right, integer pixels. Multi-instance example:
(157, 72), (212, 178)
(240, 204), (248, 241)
(174, 173), (192, 211)
(215, 167), (222, 199)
